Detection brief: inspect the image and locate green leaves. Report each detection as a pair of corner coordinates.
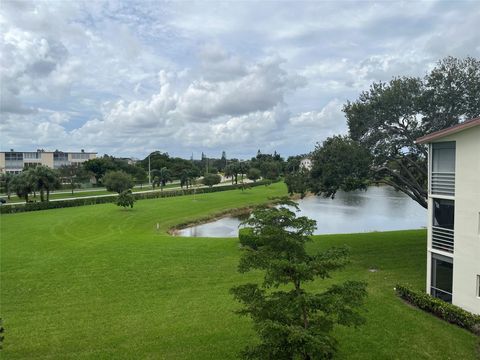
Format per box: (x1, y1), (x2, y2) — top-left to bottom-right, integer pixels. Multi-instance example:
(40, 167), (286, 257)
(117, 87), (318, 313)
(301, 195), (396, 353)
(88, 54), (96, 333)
(232, 206), (367, 359)
(116, 189), (135, 209)
(309, 136), (372, 199)
(103, 170), (134, 194)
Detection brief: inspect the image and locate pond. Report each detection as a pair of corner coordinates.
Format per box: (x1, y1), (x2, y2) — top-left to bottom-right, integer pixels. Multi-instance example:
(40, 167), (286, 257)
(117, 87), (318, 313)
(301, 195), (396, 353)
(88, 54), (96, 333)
(175, 186), (427, 237)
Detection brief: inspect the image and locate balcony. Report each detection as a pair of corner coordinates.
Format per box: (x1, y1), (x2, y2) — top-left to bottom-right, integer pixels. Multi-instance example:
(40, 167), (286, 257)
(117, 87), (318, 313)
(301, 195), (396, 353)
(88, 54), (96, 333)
(431, 171), (455, 196)
(432, 226), (454, 253)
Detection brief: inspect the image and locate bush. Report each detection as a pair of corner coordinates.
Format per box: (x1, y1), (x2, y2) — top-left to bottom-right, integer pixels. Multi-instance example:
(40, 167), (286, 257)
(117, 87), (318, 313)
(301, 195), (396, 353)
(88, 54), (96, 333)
(395, 284), (480, 334)
(202, 173), (221, 187)
(0, 180), (277, 214)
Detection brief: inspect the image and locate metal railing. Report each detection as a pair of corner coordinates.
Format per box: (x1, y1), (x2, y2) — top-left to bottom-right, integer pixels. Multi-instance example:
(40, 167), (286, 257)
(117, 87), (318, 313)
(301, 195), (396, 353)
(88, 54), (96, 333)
(431, 172), (455, 196)
(432, 226), (454, 253)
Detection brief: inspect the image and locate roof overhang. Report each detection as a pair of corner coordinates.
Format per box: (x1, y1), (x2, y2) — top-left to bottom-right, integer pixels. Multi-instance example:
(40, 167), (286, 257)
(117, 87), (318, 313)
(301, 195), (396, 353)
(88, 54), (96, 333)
(415, 117), (480, 144)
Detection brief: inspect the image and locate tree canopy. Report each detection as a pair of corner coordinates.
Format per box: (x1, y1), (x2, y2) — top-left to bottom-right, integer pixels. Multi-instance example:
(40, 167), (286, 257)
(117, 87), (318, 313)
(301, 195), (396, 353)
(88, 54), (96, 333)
(202, 173), (221, 187)
(308, 56), (480, 208)
(103, 170), (134, 194)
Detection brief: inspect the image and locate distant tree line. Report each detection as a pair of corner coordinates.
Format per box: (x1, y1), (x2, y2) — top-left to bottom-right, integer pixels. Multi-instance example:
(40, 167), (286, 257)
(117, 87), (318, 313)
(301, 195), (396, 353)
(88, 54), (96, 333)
(0, 148), (296, 204)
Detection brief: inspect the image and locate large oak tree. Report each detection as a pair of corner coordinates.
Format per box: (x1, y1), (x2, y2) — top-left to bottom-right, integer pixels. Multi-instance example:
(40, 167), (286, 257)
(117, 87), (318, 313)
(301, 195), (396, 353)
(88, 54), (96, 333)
(310, 57), (480, 209)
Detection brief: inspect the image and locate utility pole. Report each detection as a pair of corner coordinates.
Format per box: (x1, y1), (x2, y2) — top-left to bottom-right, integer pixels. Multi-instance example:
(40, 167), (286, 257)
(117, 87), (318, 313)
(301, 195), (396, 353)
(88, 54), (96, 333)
(148, 154), (151, 185)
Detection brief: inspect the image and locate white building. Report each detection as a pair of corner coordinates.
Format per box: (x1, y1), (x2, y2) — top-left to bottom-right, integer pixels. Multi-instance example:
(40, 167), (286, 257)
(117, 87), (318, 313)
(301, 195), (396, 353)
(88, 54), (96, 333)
(0, 150), (96, 174)
(299, 157), (312, 171)
(416, 117), (480, 314)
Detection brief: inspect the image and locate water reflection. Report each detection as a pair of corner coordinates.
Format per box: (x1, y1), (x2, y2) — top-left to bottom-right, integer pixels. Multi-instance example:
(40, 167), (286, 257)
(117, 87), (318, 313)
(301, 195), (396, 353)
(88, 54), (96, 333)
(175, 186), (426, 237)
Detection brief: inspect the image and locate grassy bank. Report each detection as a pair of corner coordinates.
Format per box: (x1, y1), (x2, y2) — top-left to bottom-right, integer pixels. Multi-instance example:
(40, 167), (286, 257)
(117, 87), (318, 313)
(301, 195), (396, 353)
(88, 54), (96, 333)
(1, 183), (477, 359)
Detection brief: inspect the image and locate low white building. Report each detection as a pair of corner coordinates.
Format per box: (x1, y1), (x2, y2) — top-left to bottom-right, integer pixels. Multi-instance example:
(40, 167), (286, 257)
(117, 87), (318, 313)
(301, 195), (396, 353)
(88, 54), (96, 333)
(416, 117), (480, 314)
(0, 150), (96, 174)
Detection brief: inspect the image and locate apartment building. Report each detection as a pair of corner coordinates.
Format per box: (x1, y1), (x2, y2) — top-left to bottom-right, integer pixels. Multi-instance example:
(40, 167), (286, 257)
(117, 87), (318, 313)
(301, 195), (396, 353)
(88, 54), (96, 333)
(0, 150), (96, 174)
(416, 117), (480, 314)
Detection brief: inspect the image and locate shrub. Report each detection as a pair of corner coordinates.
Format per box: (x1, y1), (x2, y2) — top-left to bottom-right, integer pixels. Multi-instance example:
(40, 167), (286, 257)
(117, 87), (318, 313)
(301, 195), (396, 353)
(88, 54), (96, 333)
(202, 173), (221, 187)
(395, 284), (480, 335)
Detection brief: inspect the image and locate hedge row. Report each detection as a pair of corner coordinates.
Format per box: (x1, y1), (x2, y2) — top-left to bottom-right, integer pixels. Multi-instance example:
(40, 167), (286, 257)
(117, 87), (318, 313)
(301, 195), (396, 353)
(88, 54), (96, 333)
(395, 284), (480, 335)
(0, 181), (274, 214)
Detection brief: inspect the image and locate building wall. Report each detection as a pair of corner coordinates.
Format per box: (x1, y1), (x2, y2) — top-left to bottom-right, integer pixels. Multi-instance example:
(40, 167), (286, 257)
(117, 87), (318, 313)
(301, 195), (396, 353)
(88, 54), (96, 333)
(0, 152), (5, 172)
(42, 153), (54, 168)
(427, 127), (480, 314)
(450, 127), (480, 314)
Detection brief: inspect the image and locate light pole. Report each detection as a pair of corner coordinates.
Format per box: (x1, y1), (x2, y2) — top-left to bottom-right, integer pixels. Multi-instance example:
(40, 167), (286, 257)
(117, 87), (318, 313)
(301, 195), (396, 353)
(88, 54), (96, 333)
(148, 153), (151, 185)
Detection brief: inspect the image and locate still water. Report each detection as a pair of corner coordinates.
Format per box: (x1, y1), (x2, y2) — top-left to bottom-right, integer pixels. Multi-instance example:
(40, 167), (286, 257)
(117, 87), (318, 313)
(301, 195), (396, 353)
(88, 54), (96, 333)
(175, 186), (427, 237)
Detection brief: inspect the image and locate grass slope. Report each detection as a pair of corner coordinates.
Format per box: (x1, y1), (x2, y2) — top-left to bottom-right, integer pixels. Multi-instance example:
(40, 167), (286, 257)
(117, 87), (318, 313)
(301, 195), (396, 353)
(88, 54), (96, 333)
(1, 183), (477, 359)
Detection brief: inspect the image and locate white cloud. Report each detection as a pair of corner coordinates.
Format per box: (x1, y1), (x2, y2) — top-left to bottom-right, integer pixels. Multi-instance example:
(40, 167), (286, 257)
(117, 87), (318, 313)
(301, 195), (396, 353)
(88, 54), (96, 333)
(1, 0), (479, 158)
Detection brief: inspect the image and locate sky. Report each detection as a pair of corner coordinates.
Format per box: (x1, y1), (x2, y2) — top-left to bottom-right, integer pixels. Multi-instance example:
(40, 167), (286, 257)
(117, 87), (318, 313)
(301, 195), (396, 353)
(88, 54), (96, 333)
(1, 0), (479, 160)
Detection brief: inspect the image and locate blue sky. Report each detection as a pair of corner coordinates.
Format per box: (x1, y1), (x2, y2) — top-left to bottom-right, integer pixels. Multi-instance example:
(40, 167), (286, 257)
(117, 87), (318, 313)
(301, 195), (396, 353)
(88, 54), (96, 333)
(1, 0), (479, 159)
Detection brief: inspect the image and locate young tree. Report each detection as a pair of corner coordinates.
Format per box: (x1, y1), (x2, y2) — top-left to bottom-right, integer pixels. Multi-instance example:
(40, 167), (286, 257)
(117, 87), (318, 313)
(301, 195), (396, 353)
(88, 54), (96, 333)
(247, 168), (261, 182)
(116, 189), (135, 209)
(231, 204), (367, 359)
(11, 171), (34, 202)
(103, 171), (134, 194)
(0, 173), (14, 199)
(202, 173), (221, 188)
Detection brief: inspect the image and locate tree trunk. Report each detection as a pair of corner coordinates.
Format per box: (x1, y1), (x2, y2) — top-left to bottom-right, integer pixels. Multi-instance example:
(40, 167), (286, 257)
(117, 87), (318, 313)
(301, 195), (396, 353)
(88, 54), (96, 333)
(47, 189), (50, 201)
(40, 189), (44, 202)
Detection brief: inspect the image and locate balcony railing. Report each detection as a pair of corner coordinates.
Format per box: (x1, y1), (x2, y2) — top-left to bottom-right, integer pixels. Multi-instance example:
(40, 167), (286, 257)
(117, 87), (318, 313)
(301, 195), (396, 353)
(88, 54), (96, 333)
(432, 226), (454, 253)
(431, 172), (455, 196)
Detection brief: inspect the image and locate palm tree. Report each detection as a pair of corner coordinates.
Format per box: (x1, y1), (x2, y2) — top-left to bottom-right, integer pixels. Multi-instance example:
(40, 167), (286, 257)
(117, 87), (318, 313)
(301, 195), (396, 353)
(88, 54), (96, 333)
(31, 166), (61, 201)
(180, 169), (190, 189)
(11, 172), (34, 202)
(158, 167), (171, 192)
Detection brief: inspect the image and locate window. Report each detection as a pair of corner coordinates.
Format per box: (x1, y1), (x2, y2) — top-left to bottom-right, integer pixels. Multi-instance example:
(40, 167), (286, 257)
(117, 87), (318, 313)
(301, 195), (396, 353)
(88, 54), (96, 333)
(432, 142), (456, 173)
(23, 152), (40, 159)
(53, 151), (68, 161)
(431, 142), (455, 196)
(71, 153), (89, 160)
(5, 152), (23, 161)
(433, 199), (454, 230)
(431, 254), (453, 303)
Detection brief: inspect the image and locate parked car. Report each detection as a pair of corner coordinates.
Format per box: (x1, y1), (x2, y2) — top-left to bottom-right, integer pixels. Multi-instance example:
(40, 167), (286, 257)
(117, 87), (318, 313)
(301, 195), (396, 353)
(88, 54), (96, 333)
(0, 198), (6, 204)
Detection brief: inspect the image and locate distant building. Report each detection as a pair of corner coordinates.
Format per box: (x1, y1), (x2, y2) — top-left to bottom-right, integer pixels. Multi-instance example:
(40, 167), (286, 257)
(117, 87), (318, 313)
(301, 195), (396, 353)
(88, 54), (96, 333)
(118, 157), (138, 165)
(416, 117), (480, 314)
(300, 157), (312, 171)
(0, 149), (96, 174)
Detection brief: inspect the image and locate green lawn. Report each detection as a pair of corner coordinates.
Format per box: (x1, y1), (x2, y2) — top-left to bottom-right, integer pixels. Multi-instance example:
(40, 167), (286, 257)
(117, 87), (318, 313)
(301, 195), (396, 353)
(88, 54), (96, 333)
(0, 183), (477, 359)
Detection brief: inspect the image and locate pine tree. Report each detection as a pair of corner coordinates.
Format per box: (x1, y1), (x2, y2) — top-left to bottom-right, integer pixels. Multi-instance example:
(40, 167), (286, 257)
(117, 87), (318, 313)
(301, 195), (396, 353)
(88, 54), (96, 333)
(231, 202), (367, 359)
